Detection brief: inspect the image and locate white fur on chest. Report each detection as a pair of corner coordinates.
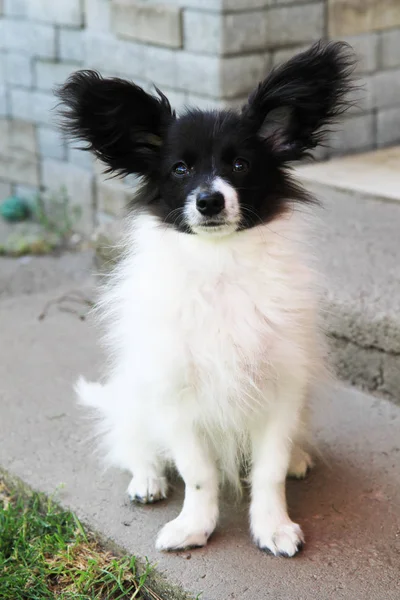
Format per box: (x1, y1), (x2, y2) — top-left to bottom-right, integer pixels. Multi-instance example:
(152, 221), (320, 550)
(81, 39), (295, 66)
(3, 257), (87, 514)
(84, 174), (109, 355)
(100, 213), (318, 434)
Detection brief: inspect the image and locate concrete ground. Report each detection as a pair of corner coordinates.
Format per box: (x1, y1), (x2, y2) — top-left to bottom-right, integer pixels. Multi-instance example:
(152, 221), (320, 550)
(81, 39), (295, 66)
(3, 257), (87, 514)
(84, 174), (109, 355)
(0, 250), (95, 299)
(296, 146), (400, 401)
(0, 258), (399, 600)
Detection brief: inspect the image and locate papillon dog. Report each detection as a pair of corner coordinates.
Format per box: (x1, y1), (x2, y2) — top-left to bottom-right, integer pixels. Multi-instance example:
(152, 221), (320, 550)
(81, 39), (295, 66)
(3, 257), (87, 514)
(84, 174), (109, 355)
(58, 41), (354, 557)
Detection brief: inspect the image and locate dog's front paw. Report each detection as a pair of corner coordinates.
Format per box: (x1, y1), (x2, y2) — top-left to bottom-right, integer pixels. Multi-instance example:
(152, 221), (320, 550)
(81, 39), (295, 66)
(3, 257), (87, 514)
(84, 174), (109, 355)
(253, 521), (304, 557)
(127, 475), (168, 504)
(156, 513), (216, 551)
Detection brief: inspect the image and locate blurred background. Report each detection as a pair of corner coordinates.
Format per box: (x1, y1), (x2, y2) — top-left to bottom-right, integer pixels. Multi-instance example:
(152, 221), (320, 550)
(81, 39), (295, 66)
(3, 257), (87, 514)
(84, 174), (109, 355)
(1, 0), (400, 238)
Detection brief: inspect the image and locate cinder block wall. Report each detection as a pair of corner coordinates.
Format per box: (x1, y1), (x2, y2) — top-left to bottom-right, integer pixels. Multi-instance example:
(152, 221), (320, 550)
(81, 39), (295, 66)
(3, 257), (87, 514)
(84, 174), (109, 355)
(0, 0), (400, 230)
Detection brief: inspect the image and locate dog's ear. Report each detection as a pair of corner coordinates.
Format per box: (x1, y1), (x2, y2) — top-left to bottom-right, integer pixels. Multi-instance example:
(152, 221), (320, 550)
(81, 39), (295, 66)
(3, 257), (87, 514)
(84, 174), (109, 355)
(56, 70), (174, 177)
(242, 41), (356, 161)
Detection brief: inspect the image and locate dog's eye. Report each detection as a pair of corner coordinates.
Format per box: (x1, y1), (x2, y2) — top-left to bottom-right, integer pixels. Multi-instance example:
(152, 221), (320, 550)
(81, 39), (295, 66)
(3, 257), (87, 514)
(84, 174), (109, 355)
(172, 162), (190, 177)
(232, 158), (250, 173)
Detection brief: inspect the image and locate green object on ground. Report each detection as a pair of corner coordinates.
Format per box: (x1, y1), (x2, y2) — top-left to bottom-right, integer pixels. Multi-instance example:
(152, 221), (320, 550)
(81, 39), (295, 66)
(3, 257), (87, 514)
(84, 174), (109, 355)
(0, 480), (156, 599)
(0, 196), (31, 222)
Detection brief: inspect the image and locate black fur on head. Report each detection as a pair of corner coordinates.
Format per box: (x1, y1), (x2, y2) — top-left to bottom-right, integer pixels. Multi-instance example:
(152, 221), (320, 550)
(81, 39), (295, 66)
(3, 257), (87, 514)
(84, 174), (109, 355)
(56, 41), (356, 235)
(242, 40), (356, 160)
(57, 70), (174, 177)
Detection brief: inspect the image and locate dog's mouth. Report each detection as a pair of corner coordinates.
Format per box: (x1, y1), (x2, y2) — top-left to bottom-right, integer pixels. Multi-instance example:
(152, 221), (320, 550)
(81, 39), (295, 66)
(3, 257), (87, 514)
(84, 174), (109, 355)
(201, 219), (226, 228)
(190, 218), (239, 236)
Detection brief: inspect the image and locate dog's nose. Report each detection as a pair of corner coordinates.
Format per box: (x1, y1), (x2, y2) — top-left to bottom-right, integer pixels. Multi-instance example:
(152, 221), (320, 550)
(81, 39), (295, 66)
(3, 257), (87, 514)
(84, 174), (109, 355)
(196, 191), (225, 217)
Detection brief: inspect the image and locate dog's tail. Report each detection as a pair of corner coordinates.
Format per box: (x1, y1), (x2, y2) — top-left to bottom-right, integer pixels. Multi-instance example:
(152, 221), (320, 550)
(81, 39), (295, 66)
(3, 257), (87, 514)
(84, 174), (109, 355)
(75, 377), (108, 411)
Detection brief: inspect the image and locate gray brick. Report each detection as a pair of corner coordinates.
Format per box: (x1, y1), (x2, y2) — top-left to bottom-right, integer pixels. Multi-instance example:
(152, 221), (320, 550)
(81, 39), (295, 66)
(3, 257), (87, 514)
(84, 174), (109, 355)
(144, 0), (272, 10)
(342, 33), (378, 74)
(271, 45), (309, 67)
(3, 19), (56, 59)
(26, 0), (83, 26)
(178, 93), (222, 111)
(372, 68), (400, 109)
(377, 107), (400, 147)
(220, 53), (269, 98)
(37, 125), (66, 160)
(266, 3), (324, 47)
(67, 143), (94, 171)
(34, 60), (77, 92)
(379, 28), (400, 69)
(0, 118), (8, 154)
(8, 119), (37, 155)
(347, 75), (374, 115)
(124, 173), (139, 190)
(84, 33), (145, 79)
(0, 181), (13, 200)
(0, 86), (7, 117)
(85, 0), (111, 31)
(3, 0), (27, 16)
(41, 159), (95, 233)
(5, 53), (34, 87)
(10, 88), (56, 125)
(146, 46), (178, 88)
(329, 112), (375, 155)
(14, 184), (40, 202)
(176, 52), (268, 97)
(96, 177), (131, 217)
(176, 53), (219, 96)
(112, 0), (183, 49)
(183, 11), (221, 54)
(0, 118), (37, 157)
(328, 0), (400, 37)
(59, 28), (84, 63)
(153, 0), (223, 9)
(184, 10), (268, 55)
(158, 87), (188, 113)
(222, 0), (271, 7)
(189, 95), (250, 111)
(0, 52), (5, 80)
(0, 153), (39, 186)
(93, 157), (110, 178)
(223, 95), (249, 110)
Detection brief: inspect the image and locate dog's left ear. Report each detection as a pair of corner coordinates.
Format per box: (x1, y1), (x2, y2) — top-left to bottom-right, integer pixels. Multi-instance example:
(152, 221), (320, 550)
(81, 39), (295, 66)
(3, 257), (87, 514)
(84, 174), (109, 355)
(242, 41), (356, 161)
(56, 70), (175, 177)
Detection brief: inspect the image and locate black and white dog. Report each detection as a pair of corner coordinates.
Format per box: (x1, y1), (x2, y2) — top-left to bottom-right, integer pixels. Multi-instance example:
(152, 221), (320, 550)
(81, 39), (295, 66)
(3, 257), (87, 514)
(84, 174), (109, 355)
(58, 41), (354, 557)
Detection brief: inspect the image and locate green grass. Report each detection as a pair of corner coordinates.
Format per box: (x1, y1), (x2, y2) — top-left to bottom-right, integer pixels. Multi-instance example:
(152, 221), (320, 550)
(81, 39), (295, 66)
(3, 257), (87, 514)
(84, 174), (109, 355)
(0, 481), (166, 600)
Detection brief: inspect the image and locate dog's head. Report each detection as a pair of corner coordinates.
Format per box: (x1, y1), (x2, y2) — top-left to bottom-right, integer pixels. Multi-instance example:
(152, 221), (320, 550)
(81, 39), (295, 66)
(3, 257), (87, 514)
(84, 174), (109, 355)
(57, 41), (354, 237)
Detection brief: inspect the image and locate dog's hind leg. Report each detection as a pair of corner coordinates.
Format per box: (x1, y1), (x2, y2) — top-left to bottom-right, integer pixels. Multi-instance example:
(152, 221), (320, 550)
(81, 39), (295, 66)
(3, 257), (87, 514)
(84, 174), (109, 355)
(110, 421), (168, 504)
(126, 452), (168, 504)
(287, 444), (313, 479)
(76, 377), (168, 504)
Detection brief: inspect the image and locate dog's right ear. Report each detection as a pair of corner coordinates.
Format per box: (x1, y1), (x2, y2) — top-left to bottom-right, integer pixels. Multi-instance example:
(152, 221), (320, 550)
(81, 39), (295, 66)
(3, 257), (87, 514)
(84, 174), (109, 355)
(242, 41), (355, 161)
(56, 70), (174, 177)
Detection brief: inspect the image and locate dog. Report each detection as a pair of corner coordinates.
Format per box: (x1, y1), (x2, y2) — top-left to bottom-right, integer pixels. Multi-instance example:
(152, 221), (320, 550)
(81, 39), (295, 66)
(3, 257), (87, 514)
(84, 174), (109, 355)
(57, 41), (354, 557)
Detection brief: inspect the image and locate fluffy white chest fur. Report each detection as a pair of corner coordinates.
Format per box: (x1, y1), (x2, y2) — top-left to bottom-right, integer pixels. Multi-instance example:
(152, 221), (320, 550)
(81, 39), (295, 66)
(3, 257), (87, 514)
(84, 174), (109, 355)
(78, 211), (323, 556)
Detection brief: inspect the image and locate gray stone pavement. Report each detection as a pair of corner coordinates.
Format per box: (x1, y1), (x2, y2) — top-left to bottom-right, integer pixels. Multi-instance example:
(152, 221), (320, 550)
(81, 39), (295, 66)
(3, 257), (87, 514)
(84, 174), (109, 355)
(0, 283), (399, 600)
